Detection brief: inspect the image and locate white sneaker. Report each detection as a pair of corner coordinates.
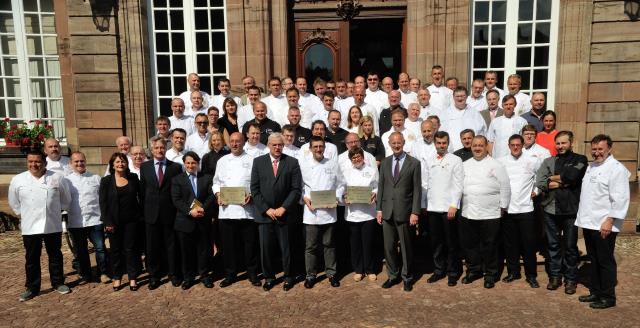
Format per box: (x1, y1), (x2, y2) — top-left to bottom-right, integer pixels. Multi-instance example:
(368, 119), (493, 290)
(353, 273), (363, 282)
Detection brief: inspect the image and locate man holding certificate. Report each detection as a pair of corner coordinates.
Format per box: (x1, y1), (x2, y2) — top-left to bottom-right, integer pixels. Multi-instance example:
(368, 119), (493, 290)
(341, 147), (379, 282)
(212, 132), (261, 288)
(301, 136), (346, 289)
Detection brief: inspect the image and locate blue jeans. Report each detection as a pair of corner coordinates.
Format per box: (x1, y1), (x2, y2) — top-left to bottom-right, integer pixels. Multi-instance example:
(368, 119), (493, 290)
(543, 213), (578, 282)
(71, 224), (108, 276)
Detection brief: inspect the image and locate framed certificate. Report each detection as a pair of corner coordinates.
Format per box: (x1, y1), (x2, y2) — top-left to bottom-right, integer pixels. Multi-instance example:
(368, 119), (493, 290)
(346, 186), (373, 204)
(310, 190), (337, 208)
(220, 187), (246, 205)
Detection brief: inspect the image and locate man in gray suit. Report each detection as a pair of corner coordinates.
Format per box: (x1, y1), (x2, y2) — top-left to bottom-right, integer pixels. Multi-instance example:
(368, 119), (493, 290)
(480, 89), (503, 128)
(376, 132), (422, 292)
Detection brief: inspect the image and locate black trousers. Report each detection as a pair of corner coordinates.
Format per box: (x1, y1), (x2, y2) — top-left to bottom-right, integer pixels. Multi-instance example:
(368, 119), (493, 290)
(177, 223), (212, 281)
(460, 217), (500, 280)
(502, 212), (538, 278)
(584, 228), (618, 301)
(305, 223), (337, 278)
(258, 222), (291, 282)
(68, 227), (92, 279)
(287, 204), (305, 277)
(23, 233), (65, 292)
(382, 219), (414, 282)
(146, 222), (179, 281)
(348, 220), (376, 274)
(427, 211), (462, 277)
(218, 219), (258, 279)
(108, 221), (140, 280)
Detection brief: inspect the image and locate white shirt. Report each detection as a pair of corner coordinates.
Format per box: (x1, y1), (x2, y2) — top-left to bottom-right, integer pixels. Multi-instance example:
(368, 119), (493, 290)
(300, 157), (345, 225)
(130, 165), (141, 179)
(179, 90), (212, 113)
(482, 86), (506, 100)
(334, 96), (355, 128)
(311, 109), (332, 126)
(212, 152), (255, 220)
(410, 139), (437, 173)
(404, 118), (423, 138)
(399, 89), (418, 109)
(575, 155), (631, 232)
(523, 143), (551, 162)
(499, 154), (541, 214)
(342, 164), (378, 222)
(185, 132), (210, 158)
(299, 141), (338, 162)
(184, 106), (207, 118)
(355, 102), (380, 134)
(64, 171), (102, 228)
(262, 94), (289, 127)
(512, 91), (532, 116)
(297, 97), (322, 129)
(418, 104), (441, 120)
(243, 142), (268, 158)
(46, 156), (71, 176)
(382, 127), (418, 157)
(166, 148), (185, 165)
(211, 94), (242, 112)
(427, 85), (452, 112)
(237, 104), (255, 131)
(462, 156), (510, 220)
(9, 170), (72, 235)
(283, 144), (301, 158)
(365, 88), (389, 114)
(423, 153), (463, 211)
(486, 115), (528, 159)
(169, 115), (195, 136)
(338, 150), (377, 173)
(440, 105), (487, 152)
(466, 94), (487, 112)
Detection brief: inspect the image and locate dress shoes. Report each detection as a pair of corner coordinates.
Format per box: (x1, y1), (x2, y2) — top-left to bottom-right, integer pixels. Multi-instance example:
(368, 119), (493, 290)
(546, 277), (562, 290)
(202, 277), (214, 288)
(403, 280), (413, 292)
(447, 276), (458, 287)
(579, 294), (599, 303)
(304, 277), (316, 289)
(283, 281), (293, 291)
(501, 273), (521, 283)
(461, 273), (483, 285)
(148, 280), (161, 290)
(381, 278), (401, 289)
(249, 277), (262, 287)
(219, 277), (235, 288)
(589, 299), (616, 309)
(263, 280), (276, 291)
(171, 277), (183, 287)
(525, 277), (540, 288)
(181, 280), (194, 290)
(129, 283), (139, 291)
(484, 279), (496, 289)
(427, 273), (446, 284)
(564, 281), (577, 295)
(329, 276), (340, 288)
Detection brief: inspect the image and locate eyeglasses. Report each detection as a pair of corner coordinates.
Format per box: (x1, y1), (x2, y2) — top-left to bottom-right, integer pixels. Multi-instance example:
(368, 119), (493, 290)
(196, 121), (208, 125)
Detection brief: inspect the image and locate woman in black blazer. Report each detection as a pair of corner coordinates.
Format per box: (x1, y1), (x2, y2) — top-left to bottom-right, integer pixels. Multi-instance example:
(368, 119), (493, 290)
(99, 152), (143, 291)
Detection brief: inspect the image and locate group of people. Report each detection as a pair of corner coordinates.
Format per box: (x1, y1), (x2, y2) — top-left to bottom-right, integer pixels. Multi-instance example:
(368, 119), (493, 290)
(8, 68), (630, 310)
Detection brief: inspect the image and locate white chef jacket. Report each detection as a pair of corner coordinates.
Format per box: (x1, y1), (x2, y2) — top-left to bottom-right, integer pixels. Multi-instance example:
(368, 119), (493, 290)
(211, 94), (242, 112)
(404, 118), (423, 138)
(486, 115), (528, 159)
(311, 109), (331, 127)
(399, 89), (418, 109)
(575, 155), (630, 232)
(283, 144), (301, 159)
(342, 164), (378, 222)
(513, 91), (532, 116)
(410, 139), (437, 166)
(482, 86), (506, 100)
(522, 143), (551, 162)
(300, 157), (345, 225)
(499, 153), (541, 214)
(237, 104), (255, 131)
(169, 115), (195, 136)
(184, 106), (207, 118)
(424, 153), (463, 211)
(46, 156), (71, 176)
(166, 148), (185, 165)
(462, 156), (510, 220)
(262, 94), (289, 127)
(338, 150), (377, 173)
(298, 141), (338, 162)
(365, 88), (389, 114)
(185, 132), (210, 158)
(466, 94), (487, 112)
(440, 105), (487, 152)
(334, 96), (355, 128)
(418, 104), (441, 121)
(299, 93), (322, 129)
(64, 171), (102, 228)
(212, 152), (255, 220)
(355, 102), (380, 135)
(427, 85), (452, 113)
(243, 142), (268, 158)
(381, 127), (418, 157)
(9, 170), (72, 235)
(179, 90), (212, 114)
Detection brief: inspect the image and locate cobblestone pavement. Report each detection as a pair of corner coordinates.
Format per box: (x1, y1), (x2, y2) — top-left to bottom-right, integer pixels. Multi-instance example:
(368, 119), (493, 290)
(0, 230), (638, 327)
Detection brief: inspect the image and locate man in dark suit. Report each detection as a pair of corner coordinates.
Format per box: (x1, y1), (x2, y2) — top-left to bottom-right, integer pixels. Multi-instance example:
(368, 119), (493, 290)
(376, 132), (422, 292)
(250, 132), (302, 291)
(171, 151), (215, 290)
(140, 136), (183, 290)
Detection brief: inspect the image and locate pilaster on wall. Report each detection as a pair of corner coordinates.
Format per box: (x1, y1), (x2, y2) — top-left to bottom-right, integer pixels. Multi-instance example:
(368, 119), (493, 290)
(227, 0), (289, 92)
(406, 0), (470, 86)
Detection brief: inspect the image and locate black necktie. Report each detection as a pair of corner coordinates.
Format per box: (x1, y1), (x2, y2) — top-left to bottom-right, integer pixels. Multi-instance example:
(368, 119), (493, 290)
(393, 157), (400, 182)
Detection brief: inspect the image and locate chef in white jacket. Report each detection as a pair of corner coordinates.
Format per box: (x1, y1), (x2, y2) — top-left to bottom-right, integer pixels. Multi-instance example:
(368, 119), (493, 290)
(521, 124), (551, 162)
(338, 133), (377, 172)
(575, 134), (630, 309)
(498, 134), (542, 289)
(459, 135), (510, 289)
(422, 131), (464, 286)
(9, 149), (73, 301)
(44, 138), (71, 176)
(212, 132), (260, 287)
(341, 146), (379, 282)
(486, 95), (528, 159)
(300, 136), (345, 289)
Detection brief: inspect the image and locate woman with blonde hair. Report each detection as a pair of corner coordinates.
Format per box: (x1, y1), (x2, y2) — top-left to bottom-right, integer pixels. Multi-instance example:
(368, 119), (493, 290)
(358, 115), (385, 165)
